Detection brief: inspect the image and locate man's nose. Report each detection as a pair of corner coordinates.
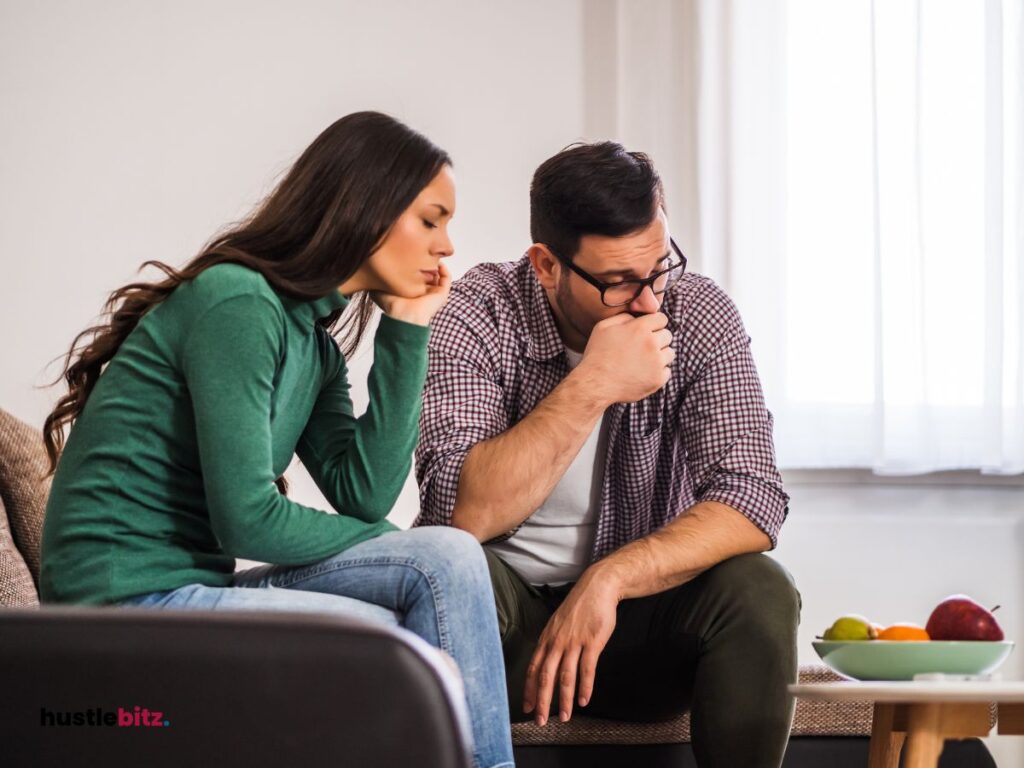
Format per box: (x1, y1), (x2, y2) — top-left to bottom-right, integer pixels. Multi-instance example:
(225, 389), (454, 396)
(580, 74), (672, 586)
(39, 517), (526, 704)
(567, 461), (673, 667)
(628, 285), (661, 315)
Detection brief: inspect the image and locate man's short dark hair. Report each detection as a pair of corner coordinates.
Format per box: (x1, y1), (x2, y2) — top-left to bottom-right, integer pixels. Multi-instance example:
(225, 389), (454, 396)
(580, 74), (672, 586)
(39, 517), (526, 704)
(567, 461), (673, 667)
(530, 141), (665, 262)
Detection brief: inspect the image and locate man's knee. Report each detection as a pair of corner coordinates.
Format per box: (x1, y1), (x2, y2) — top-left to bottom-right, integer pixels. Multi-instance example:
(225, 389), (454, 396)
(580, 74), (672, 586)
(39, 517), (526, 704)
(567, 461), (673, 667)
(701, 553), (802, 627)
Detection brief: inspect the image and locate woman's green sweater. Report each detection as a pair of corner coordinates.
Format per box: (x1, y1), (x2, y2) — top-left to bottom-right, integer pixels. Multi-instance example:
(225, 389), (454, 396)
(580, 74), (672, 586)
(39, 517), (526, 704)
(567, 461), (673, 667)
(41, 263), (429, 605)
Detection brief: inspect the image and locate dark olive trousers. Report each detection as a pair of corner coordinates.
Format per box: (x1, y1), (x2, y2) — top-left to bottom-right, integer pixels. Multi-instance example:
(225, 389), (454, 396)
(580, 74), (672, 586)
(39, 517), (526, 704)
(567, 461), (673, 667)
(484, 548), (802, 768)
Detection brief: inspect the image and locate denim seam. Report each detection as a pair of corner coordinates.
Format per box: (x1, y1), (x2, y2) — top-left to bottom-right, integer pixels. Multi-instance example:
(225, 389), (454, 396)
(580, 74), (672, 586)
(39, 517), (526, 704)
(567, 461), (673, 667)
(267, 557), (451, 655)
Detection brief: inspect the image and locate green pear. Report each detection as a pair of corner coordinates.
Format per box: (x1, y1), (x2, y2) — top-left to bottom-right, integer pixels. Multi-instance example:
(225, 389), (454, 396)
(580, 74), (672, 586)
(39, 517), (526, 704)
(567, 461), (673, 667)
(822, 614), (878, 641)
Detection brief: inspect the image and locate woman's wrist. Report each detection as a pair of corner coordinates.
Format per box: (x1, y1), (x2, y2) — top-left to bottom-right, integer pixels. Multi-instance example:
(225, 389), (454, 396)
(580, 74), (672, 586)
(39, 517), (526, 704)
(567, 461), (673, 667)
(377, 312), (433, 340)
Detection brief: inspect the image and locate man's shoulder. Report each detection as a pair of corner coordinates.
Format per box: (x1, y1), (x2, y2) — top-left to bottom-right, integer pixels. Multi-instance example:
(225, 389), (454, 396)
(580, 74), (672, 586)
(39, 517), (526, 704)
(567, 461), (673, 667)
(434, 257), (533, 334)
(666, 272), (750, 374)
(450, 257), (532, 309)
(667, 272), (743, 329)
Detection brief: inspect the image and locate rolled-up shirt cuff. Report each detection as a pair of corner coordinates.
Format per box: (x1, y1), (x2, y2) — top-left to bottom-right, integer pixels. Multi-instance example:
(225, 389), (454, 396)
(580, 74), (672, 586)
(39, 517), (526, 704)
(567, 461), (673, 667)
(699, 475), (789, 548)
(416, 446), (472, 528)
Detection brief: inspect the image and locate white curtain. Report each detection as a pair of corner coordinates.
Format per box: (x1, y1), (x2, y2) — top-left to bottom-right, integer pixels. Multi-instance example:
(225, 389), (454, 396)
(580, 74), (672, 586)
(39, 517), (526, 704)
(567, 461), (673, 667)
(590, 0), (1024, 474)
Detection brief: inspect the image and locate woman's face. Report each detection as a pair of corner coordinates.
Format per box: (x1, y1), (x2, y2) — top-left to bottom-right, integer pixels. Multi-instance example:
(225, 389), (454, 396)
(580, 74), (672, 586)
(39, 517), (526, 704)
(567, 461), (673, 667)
(357, 165), (456, 297)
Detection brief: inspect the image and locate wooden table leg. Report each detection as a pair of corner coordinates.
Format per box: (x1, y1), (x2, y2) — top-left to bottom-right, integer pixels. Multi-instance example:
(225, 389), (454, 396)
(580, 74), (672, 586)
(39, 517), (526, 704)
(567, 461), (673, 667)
(903, 703), (945, 768)
(901, 702), (993, 768)
(869, 703), (907, 768)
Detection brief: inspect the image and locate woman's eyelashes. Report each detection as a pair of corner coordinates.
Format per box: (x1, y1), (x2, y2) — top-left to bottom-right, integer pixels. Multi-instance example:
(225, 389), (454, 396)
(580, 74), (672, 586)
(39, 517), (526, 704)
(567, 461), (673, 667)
(422, 218), (438, 230)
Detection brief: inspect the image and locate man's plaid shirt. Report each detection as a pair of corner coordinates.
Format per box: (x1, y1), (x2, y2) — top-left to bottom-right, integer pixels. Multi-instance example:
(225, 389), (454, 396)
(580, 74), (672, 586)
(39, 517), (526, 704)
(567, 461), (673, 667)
(414, 255), (789, 559)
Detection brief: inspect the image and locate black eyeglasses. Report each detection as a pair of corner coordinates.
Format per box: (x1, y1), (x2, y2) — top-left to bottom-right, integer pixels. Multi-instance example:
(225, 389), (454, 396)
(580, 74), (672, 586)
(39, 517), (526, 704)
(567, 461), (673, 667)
(547, 238), (688, 307)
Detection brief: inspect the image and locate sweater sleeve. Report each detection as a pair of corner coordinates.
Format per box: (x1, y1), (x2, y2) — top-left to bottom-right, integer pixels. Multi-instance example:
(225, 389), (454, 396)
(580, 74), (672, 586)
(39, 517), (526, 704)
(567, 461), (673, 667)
(296, 314), (430, 522)
(181, 293), (396, 564)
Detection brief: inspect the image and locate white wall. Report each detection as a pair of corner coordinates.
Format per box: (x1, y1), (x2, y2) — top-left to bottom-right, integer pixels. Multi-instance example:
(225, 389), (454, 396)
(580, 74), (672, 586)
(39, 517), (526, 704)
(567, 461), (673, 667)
(0, 0), (585, 428)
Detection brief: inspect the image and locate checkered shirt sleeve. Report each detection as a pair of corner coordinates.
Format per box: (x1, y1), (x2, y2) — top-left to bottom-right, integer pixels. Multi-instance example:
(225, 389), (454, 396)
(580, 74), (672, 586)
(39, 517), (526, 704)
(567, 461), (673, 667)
(679, 279), (788, 546)
(414, 289), (510, 528)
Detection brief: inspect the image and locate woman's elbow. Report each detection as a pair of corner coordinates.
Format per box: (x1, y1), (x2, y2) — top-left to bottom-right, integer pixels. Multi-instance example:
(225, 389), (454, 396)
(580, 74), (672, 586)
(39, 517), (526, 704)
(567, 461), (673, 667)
(335, 496), (393, 523)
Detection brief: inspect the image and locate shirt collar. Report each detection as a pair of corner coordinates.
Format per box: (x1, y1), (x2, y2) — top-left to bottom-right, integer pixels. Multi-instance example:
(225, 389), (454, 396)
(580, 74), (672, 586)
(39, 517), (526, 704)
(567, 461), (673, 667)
(521, 256), (568, 362)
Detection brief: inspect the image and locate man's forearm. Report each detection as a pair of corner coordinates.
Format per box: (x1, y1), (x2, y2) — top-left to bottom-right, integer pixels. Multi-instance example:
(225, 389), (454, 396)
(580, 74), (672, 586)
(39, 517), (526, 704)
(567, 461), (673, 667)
(452, 368), (606, 541)
(585, 500), (772, 600)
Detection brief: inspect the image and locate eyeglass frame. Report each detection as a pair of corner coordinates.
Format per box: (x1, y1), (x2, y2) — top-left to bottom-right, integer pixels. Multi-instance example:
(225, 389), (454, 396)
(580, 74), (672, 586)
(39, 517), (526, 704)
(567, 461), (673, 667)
(544, 237), (688, 307)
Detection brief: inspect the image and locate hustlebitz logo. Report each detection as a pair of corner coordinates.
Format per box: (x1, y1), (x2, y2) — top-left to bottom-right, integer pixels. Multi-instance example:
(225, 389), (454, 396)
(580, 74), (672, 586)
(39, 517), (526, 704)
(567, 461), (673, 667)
(40, 706), (170, 728)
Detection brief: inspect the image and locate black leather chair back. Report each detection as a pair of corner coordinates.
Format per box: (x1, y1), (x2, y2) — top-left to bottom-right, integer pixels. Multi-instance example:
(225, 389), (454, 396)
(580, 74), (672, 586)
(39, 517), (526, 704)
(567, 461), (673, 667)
(0, 607), (473, 768)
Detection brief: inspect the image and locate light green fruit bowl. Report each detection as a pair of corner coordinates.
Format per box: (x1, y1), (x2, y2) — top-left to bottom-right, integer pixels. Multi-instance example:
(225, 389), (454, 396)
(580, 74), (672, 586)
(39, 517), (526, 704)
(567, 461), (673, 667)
(813, 640), (1015, 681)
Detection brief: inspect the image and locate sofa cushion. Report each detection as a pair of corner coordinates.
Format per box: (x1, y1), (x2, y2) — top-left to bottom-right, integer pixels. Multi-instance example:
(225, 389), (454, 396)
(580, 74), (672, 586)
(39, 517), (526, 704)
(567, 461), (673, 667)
(0, 408), (51, 586)
(0, 495), (38, 606)
(510, 665), (873, 746)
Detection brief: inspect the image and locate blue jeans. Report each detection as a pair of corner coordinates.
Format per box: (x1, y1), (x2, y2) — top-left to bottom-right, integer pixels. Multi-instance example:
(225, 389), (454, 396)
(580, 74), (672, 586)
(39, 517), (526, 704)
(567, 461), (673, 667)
(119, 526), (514, 768)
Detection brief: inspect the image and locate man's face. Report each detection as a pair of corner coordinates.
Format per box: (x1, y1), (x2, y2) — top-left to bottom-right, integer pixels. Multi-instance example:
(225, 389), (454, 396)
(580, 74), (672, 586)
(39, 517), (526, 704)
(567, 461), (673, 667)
(550, 211), (671, 348)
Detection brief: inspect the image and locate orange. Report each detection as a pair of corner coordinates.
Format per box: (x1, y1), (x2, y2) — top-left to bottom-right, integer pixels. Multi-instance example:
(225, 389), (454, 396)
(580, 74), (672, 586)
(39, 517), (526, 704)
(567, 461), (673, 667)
(877, 623), (930, 641)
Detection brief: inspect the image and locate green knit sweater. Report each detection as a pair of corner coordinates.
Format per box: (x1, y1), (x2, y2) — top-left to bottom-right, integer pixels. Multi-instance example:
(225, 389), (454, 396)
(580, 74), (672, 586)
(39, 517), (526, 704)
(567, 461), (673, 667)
(40, 263), (429, 605)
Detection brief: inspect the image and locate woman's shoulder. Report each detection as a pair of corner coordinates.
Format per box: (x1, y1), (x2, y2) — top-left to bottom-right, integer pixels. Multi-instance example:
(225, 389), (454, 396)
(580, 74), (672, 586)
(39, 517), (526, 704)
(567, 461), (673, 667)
(189, 262), (274, 297)
(181, 263), (283, 316)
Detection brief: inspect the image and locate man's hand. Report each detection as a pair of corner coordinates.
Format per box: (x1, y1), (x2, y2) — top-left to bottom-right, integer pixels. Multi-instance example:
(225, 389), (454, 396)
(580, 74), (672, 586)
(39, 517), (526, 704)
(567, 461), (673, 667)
(575, 312), (675, 406)
(522, 568), (621, 725)
(370, 262), (452, 326)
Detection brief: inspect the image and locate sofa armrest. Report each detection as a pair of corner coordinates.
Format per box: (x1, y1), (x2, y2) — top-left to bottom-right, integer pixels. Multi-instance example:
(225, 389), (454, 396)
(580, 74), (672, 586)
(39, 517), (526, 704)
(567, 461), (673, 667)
(0, 606), (473, 768)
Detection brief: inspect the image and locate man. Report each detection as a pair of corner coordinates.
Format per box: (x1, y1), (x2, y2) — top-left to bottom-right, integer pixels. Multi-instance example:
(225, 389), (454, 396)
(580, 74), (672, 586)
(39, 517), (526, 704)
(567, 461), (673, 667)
(414, 142), (800, 767)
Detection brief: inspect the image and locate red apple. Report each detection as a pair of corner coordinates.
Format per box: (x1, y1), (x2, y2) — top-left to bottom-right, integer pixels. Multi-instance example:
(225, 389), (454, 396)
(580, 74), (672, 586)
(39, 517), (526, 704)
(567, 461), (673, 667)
(925, 595), (1004, 641)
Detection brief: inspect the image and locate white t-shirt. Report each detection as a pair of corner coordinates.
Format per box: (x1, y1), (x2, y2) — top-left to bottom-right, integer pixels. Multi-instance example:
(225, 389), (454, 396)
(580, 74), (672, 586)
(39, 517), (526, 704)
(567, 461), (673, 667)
(487, 348), (608, 585)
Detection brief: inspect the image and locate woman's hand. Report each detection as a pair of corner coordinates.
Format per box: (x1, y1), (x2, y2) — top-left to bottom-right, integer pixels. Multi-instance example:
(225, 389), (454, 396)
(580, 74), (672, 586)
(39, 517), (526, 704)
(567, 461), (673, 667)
(370, 262), (452, 326)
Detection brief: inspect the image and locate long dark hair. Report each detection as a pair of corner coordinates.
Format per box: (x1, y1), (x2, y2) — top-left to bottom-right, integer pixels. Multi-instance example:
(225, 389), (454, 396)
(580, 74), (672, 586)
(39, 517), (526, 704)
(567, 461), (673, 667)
(43, 111), (451, 479)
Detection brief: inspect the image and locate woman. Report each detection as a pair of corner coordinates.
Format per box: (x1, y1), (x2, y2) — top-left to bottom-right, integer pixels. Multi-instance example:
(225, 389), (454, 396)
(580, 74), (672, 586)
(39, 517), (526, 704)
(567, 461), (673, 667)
(39, 111), (514, 768)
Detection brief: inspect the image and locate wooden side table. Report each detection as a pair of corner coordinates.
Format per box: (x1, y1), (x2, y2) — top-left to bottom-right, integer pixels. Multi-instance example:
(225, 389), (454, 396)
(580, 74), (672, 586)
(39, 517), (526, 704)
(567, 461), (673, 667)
(789, 680), (1024, 768)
